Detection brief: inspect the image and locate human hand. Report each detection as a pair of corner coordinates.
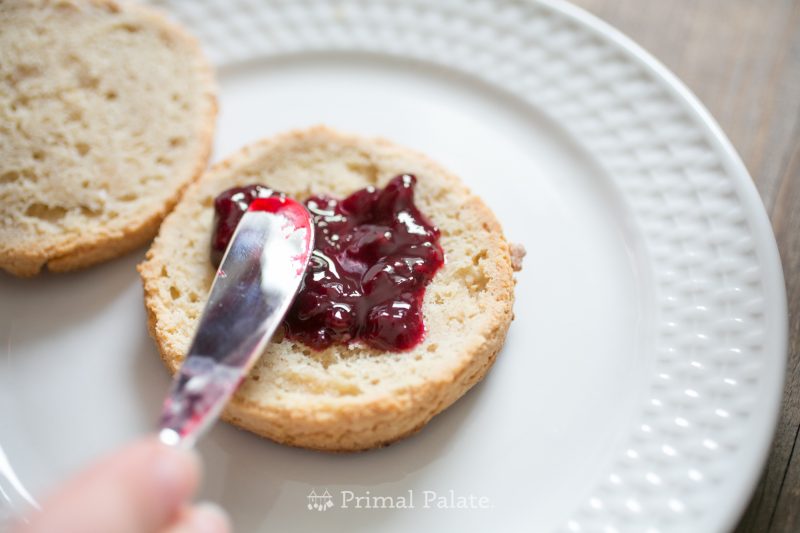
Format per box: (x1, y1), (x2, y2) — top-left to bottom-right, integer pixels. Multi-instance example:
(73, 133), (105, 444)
(14, 436), (230, 533)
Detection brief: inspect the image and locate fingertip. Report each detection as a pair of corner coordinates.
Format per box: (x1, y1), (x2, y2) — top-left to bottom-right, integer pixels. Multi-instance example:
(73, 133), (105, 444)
(152, 438), (203, 496)
(142, 437), (203, 526)
(17, 436), (206, 533)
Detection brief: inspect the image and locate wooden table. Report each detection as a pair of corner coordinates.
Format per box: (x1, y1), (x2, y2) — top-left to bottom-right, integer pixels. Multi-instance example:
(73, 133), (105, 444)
(570, 1), (800, 531)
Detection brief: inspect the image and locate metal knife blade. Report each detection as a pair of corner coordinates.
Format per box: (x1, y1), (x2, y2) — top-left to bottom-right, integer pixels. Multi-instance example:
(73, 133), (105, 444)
(158, 196), (314, 448)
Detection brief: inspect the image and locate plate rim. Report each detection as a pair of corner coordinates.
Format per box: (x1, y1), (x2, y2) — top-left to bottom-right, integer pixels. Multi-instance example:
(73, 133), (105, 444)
(544, 1), (787, 529)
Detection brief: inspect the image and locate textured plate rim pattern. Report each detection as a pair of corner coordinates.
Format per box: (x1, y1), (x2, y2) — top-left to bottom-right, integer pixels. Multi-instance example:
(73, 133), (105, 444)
(150, 0), (788, 531)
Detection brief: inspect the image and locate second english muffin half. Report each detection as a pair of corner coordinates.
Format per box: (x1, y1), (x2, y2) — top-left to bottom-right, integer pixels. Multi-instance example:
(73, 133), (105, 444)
(139, 127), (517, 451)
(0, 0), (217, 276)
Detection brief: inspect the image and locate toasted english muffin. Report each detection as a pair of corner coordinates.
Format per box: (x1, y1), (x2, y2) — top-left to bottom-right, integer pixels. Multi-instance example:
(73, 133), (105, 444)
(0, 0), (216, 276)
(139, 127), (517, 451)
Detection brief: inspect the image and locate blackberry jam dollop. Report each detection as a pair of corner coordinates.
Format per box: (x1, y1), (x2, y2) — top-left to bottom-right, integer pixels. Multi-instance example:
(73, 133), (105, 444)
(211, 174), (445, 351)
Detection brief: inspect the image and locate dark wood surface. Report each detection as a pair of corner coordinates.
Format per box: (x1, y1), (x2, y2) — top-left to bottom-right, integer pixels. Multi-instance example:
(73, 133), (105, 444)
(570, 1), (800, 531)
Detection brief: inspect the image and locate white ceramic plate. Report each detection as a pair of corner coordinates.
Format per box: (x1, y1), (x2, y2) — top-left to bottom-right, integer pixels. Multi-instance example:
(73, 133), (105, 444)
(0, 1), (787, 532)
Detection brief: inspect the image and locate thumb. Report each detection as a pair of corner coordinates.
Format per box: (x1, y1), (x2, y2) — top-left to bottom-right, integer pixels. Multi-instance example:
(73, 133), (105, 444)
(18, 436), (200, 533)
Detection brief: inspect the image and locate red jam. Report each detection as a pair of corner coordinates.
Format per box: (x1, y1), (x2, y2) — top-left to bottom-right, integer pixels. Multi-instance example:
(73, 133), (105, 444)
(211, 175), (445, 351)
(211, 185), (285, 267)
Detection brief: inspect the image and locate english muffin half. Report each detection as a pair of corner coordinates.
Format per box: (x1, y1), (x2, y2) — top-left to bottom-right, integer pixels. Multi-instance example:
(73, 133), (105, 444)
(0, 0), (216, 276)
(139, 127), (517, 451)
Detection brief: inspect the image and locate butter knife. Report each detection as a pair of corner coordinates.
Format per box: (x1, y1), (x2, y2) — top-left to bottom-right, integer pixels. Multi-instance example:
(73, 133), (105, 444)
(158, 196), (314, 448)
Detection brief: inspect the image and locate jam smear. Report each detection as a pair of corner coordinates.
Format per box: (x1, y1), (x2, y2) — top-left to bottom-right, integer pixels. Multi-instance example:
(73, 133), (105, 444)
(211, 174), (445, 351)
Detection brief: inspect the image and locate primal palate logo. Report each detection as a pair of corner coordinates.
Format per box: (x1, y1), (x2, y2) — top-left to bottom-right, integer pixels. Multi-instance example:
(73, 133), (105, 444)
(305, 488), (492, 511)
(307, 489), (335, 511)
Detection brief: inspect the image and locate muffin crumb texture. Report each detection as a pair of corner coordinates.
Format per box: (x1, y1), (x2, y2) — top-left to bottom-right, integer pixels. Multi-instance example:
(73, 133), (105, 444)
(0, 0), (216, 276)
